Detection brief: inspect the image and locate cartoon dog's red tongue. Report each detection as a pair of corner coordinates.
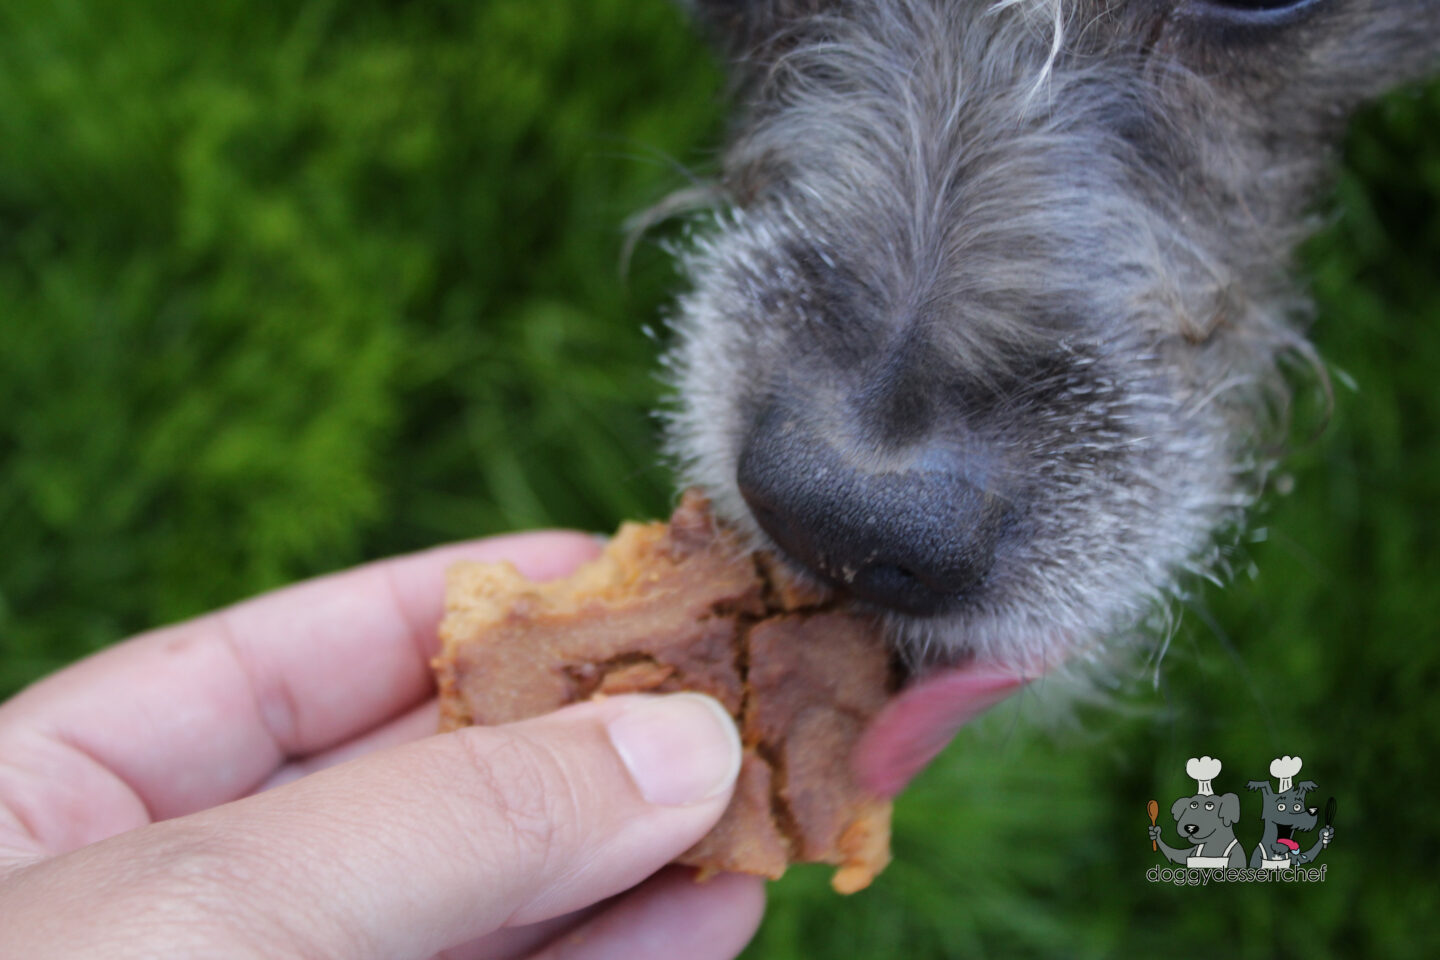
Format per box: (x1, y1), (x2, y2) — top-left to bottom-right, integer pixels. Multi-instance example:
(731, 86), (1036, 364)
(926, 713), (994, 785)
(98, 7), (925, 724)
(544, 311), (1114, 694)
(1276, 838), (1300, 852)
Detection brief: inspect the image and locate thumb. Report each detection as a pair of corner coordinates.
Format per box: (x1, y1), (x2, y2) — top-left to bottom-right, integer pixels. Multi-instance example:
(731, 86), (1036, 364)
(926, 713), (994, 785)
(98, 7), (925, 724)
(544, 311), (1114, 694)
(2, 693), (743, 960)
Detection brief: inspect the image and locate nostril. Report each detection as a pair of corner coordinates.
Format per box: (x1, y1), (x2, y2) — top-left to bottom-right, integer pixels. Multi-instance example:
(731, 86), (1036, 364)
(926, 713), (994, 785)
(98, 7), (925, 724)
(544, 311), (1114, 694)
(870, 563), (911, 581)
(849, 562), (961, 616)
(882, 564), (916, 584)
(855, 562), (917, 591)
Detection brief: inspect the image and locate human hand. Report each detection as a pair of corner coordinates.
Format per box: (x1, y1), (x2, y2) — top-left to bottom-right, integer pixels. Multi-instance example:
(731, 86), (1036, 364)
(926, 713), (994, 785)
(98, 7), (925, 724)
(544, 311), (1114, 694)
(0, 532), (762, 960)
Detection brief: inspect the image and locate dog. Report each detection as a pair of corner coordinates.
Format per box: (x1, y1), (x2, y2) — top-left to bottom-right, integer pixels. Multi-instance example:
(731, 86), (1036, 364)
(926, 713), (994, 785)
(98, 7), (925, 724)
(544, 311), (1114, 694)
(1247, 755), (1333, 868)
(1148, 756), (1246, 869)
(658, 0), (1440, 673)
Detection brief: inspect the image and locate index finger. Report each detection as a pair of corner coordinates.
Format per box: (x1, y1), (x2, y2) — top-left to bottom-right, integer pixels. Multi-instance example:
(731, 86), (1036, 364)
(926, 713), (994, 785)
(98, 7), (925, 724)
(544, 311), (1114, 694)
(0, 531), (602, 842)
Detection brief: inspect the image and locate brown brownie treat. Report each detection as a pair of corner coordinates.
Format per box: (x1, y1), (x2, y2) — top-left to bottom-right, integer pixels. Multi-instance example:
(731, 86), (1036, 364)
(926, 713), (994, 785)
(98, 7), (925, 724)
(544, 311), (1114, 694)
(432, 491), (895, 893)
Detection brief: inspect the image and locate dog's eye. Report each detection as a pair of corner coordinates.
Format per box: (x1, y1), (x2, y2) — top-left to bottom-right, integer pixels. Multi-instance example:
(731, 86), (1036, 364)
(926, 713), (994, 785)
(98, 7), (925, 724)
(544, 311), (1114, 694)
(1197, 0), (1320, 11)
(1190, 801), (1199, 808)
(1293, 803), (1303, 812)
(1204, 0), (1315, 8)
(1276, 802), (1286, 812)
(1204, 801), (1214, 810)
(1189, 0), (1324, 25)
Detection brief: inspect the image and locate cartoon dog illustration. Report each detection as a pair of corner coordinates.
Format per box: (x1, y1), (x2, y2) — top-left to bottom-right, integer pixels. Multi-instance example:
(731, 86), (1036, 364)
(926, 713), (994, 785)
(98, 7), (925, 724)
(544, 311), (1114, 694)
(1247, 756), (1335, 869)
(1148, 757), (1246, 870)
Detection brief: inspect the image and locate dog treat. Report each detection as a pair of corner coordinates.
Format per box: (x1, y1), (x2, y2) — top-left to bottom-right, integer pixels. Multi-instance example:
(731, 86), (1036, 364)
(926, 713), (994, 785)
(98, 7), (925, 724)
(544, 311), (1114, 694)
(432, 491), (895, 893)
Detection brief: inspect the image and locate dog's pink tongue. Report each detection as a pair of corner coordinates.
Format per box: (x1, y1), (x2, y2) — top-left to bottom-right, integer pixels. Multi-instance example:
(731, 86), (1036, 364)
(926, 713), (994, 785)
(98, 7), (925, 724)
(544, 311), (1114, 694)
(1277, 838), (1299, 852)
(853, 666), (1028, 798)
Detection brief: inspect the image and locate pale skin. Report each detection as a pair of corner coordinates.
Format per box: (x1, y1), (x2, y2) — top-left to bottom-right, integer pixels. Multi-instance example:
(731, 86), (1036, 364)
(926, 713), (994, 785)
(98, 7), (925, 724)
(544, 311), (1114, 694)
(0, 529), (1020, 958)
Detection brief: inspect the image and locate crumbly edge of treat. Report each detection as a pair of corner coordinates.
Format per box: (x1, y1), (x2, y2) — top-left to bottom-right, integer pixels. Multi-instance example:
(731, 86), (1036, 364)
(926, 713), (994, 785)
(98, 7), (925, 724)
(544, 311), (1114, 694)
(433, 506), (894, 892)
(438, 518), (670, 629)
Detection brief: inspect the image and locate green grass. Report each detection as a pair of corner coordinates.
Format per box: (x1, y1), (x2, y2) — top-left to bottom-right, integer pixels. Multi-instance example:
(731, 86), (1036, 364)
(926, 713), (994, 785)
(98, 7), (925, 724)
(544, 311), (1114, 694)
(2, 2), (1437, 957)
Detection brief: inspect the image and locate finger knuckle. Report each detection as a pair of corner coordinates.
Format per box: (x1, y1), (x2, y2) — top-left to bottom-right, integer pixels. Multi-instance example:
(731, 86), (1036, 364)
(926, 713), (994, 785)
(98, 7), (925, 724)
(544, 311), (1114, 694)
(445, 727), (588, 878)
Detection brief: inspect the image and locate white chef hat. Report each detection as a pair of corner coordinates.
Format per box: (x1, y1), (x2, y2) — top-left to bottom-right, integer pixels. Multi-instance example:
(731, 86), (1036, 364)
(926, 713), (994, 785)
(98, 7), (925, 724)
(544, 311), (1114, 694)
(1186, 756), (1222, 796)
(1270, 755), (1303, 793)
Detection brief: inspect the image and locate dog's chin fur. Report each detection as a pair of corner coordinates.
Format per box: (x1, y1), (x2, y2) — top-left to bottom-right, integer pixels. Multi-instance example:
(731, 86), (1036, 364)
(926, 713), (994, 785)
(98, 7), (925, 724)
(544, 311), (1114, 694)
(658, 0), (1440, 674)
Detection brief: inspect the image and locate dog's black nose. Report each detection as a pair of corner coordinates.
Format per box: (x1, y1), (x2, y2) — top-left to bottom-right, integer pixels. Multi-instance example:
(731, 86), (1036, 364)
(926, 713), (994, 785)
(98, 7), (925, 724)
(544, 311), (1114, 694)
(737, 406), (1013, 615)
(1183, 824), (1199, 835)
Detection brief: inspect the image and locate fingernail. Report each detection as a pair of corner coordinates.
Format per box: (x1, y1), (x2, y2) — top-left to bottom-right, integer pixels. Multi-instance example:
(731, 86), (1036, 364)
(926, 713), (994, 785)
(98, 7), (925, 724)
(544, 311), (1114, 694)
(607, 694), (742, 806)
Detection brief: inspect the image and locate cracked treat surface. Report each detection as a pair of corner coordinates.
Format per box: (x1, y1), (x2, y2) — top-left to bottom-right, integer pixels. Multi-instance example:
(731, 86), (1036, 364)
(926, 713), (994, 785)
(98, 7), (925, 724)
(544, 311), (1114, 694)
(432, 490), (894, 893)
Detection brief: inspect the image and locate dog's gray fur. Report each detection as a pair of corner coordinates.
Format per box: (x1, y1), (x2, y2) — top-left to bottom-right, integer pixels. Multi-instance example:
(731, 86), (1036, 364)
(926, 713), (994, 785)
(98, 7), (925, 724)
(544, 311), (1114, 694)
(660, 0), (1440, 671)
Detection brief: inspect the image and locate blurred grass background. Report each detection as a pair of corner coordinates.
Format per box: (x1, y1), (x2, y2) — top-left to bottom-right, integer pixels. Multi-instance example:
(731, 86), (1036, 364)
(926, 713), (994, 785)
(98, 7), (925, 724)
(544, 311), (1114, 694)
(1, 1), (1436, 956)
